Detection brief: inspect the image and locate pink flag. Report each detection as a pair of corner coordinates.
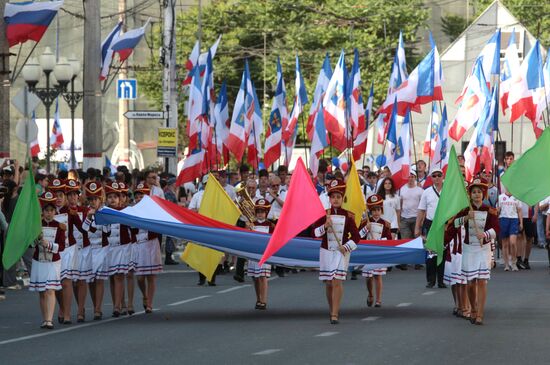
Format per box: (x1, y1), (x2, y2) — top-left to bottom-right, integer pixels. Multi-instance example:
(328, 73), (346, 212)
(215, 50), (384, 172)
(258, 158), (325, 265)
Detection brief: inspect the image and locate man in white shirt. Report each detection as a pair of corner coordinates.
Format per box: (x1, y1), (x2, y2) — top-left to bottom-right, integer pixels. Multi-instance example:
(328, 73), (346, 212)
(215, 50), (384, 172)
(266, 176), (286, 220)
(415, 168), (445, 288)
(145, 170), (165, 199)
(497, 192), (523, 271)
(216, 170), (236, 200)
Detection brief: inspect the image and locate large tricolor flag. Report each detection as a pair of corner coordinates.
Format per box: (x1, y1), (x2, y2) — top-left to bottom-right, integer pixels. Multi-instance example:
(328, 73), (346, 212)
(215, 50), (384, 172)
(200, 51), (217, 168)
(110, 18), (150, 62)
(227, 61), (253, 161)
(197, 35), (221, 76)
(176, 146), (205, 186)
(323, 50), (348, 151)
(508, 40), (546, 137)
(100, 21), (123, 81)
(535, 53), (550, 128)
(49, 100), (64, 148)
(283, 55), (308, 143)
(456, 29), (501, 104)
(500, 30), (521, 115)
(264, 58), (288, 168)
(96, 195), (426, 267)
(449, 59), (490, 141)
(3, 0), (63, 47)
(308, 56), (332, 175)
(352, 82), (373, 161)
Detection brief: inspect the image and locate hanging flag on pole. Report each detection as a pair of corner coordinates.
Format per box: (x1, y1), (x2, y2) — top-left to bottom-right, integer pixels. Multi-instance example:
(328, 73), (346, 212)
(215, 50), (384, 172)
(182, 40), (200, 86)
(283, 55), (308, 144)
(3, 0), (64, 47)
(353, 82), (373, 161)
(50, 100), (64, 148)
(500, 29), (520, 115)
(323, 50), (348, 151)
(307, 54), (332, 140)
(100, 21), (123, 81)
(110, 18), (150, 62)
(264, 58), (288, 168)
(227, 61), (253, 161)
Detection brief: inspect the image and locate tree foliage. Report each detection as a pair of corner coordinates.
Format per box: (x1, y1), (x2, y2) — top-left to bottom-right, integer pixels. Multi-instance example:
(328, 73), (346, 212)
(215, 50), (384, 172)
(137, 0), (430, 150)
(441, 14), (471, 43)
(474, 0), (550, 45)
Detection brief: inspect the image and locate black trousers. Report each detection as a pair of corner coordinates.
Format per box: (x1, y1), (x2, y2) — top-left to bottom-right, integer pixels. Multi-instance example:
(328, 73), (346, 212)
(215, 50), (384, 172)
(235, 258), (246, 278)
(423, 219), (444, 285)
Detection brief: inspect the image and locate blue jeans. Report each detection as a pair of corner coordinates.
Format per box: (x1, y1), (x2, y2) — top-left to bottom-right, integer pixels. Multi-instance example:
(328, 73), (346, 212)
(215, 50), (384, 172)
(536, 212), (546, 246)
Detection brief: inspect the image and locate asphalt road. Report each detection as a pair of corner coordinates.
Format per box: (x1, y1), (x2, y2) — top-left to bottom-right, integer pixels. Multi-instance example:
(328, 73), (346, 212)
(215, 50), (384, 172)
(1, 248), (550, 365)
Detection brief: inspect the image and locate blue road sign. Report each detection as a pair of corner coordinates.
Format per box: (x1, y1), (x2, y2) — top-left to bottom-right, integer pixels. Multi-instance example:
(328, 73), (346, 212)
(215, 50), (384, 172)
(117, 79), (137, 100)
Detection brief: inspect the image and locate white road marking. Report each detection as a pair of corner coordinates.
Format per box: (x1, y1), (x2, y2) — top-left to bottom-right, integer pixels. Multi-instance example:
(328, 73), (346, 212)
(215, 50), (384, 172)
(217, 285), (251, 294)
(167, 295), (211, 307)
(0, 310), (151, 346)
(396, 302), (412, 307)
(253, 349), (282, 355)
(362, 316), (381, 321)
(315, 331), (339, 337)
(422, 291), (436, 296)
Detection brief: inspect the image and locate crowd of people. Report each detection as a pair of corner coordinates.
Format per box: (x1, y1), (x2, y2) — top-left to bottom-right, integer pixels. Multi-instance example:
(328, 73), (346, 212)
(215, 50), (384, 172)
(0, 151), (548, 327)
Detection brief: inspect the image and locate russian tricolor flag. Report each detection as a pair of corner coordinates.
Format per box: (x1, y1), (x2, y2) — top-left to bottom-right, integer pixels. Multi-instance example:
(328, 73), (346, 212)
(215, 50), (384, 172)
(3, 1), (63, 47)
(111, 19), (150, 63)
(100, 21), (123, 81)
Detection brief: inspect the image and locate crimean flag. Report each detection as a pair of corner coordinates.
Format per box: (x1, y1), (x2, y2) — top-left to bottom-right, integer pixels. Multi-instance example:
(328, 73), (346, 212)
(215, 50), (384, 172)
(181, 172), (241, 281)
(259, 158), (325, 265)
(342, 157), (366, 227)
(501, 128), (550, 206)
(2, 159), (42, 269)
(425, 146), (469, 265)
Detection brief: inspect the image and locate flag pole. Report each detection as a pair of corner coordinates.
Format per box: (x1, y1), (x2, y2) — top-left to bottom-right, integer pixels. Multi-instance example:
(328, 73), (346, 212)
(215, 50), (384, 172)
(408, 109), (419, 174)
(426, 102), (435, 177)
(11, 41), (40, 83)
(300, 113), (309, 169)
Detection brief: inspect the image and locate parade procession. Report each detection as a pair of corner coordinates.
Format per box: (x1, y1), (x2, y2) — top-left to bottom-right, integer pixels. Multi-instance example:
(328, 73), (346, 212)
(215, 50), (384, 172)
(2, 0), (550, 364)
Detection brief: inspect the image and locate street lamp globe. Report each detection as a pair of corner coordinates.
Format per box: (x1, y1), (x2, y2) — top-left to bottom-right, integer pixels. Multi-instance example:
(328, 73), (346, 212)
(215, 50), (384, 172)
(22, 57), (41, 89)
(54, 57), (72, 89)
(39, 47), (56, 73)
(67, 54), (80, 78)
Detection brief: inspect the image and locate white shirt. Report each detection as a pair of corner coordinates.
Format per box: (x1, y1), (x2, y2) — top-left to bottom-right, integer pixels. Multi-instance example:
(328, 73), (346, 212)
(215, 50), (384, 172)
(382, 194), (400, 229)
(267, 190), (287, 220)
(418, 185), (441, 221)
(399, 184), (424, 219)
(498, 194), (521, 219)
(319, 191), (330, 210)
(538, 196), (550, 215)
(520, 201), (530, 219)
(255, 189), (269, 200)
(188, 190), (205, 211)
(362, 184), (377, 202)
(223, 184), (236, 200)
(150, 185), (165, 199)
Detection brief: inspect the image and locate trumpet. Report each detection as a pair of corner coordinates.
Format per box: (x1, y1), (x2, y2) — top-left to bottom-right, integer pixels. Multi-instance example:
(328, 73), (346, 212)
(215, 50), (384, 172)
(235, 184), (256, 223)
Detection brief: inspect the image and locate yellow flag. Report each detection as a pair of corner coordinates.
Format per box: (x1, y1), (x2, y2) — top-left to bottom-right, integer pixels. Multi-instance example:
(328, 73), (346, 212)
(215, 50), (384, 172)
(342, 157), (366, 227)
(181, 173), (242, 281)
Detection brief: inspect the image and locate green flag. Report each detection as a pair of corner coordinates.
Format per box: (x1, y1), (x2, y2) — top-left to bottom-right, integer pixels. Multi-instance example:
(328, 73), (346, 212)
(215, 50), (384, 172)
(425, 146), (470, 265)
(501, 128), (550, 206)
(2, 160), (42, 270)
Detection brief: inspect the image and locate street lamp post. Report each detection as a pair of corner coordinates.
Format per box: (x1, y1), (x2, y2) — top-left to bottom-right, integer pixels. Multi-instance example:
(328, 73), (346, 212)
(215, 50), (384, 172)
(62, 55), (83, 169)
(22, 47), (72, 173)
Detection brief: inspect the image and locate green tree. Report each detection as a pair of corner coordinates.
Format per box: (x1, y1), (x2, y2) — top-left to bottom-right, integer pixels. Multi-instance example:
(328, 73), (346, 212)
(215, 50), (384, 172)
(474, 0), (550, 45)
(441, 14), (471, 43)
(137, 0), (430, 154)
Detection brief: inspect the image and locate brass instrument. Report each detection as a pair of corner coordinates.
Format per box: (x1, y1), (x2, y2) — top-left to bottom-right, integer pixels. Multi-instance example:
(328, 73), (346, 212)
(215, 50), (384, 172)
(235, 184), (256, 222)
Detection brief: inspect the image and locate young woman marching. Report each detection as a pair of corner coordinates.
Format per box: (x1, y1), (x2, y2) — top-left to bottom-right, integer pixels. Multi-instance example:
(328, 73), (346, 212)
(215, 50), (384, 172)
(246, 198), (275, 310)
(29, 192), (66, 329)
(104, 181), (134, 317)
(133, 183), (163, 314)
(359, 195), (392, 308)
(66, 179), (91, 322)
(450, 178), (499, 325)
(82, 182), (110, 320)
(48, 179), (74, 324)
(377, 177), (401, 239)
(119, 182), (136, 315)
(312, 180), (360, 324)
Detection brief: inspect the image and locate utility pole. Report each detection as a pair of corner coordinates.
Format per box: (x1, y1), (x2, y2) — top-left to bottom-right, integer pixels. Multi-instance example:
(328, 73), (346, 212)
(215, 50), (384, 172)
(0, 0), (11, 160)
(82, 0), (103, 170)
(162, 0), (178, 174)
(117, 0), (130, 167)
